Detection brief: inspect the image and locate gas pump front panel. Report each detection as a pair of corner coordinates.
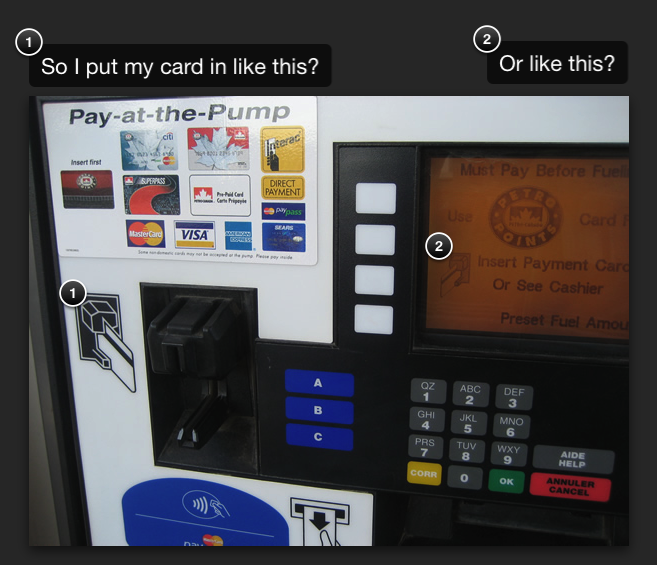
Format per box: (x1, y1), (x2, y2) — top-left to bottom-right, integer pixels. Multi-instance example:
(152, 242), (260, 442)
(258, 144), (628, 515)
(34, 96), (629, 545)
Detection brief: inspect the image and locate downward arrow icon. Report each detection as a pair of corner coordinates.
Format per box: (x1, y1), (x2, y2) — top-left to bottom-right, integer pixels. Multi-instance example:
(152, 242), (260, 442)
(310, 511), (330, 531)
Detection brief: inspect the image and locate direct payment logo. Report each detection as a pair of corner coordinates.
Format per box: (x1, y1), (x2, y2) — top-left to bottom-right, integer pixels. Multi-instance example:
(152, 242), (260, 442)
(126, 220), (166, 247)
(175, 221), (216, 249)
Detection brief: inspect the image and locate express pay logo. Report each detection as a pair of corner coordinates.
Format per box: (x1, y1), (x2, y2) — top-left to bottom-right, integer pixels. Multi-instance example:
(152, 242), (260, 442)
(175, 221), (216, 249)
(126, 220), (166, 248)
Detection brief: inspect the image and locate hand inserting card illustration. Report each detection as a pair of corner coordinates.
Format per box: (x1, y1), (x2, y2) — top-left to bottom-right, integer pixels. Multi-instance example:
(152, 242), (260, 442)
(440, 253), (471, 297)
(265, 138), (279, 171)
(75, 293), (136, 392)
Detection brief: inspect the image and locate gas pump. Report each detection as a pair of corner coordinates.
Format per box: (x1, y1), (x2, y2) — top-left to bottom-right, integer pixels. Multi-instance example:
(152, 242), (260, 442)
(29, 96), (628, 545)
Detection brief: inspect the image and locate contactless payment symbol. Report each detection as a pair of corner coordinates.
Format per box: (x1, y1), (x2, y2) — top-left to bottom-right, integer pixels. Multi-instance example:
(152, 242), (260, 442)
(182, 490), (230, 520)
(425, 232), (453, 261)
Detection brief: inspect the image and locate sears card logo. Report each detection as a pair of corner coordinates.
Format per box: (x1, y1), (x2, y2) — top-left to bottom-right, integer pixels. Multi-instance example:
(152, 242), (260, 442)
(263, 223), (306, 252)
(490, 187), (562, 248)
(261, 203), (305, 221)
(225, 222), (252, 251)
(126, 220), (166, 248)
(175, 221), (216, 249)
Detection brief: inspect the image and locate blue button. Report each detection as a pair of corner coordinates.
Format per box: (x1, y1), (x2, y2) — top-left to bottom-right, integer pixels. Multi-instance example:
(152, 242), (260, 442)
(285, 369), (354, 397)
(286, 424), (353, 451)
(286, 397), (354, 425)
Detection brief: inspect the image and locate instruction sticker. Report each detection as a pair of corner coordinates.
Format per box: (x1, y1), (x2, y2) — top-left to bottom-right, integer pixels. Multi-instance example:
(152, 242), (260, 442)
(43, 96), (317, 265)
(122, 476), (373, 546)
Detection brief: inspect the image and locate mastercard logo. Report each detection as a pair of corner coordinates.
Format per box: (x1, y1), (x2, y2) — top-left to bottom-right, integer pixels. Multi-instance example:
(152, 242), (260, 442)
(263, 207), (275, 215)
(202, 534), (224, 546)
(126, 220), (166, 248)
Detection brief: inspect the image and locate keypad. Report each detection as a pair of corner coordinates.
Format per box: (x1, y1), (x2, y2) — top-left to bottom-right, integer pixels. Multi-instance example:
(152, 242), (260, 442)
(406, 379), (539, 495)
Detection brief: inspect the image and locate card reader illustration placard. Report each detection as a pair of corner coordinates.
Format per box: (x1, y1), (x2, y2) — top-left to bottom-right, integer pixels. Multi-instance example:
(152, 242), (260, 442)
(75, 293), (136, 392)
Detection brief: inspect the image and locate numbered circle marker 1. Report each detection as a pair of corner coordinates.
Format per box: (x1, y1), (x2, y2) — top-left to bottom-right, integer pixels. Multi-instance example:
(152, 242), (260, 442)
(15, 28), (44, 56)
(425, 232), (453, 261)
(59, 279), (87, 307)
(473, 25), (501, 54)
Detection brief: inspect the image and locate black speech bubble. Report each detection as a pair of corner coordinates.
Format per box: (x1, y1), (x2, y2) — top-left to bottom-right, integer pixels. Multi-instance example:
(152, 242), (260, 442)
(487, 41), (627, 84)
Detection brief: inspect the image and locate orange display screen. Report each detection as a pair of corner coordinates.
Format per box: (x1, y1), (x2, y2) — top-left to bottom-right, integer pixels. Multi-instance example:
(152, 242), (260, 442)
(424, 155), (629, 341)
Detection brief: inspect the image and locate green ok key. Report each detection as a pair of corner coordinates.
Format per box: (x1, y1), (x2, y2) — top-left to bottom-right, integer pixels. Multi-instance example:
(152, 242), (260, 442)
(488, 469), (525, 494)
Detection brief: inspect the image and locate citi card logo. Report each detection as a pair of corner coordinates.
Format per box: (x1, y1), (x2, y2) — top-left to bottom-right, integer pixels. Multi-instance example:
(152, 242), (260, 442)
(126, 220), (165, 247)
(175, 221), (216, 249)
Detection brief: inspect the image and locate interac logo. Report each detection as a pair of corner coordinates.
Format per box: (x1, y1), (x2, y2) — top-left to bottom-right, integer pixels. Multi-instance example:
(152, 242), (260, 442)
(489, 187), (562, 248)
(261, 126), (305, 173)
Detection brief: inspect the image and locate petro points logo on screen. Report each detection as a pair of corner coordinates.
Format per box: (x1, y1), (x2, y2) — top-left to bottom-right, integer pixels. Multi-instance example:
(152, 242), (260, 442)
(490, 187), (562, 248)
(126, 220), (166, 247)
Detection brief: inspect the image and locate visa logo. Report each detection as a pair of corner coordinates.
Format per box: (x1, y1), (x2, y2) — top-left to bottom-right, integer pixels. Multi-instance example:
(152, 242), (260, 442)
(182, 229), (209, 240)
(175, 221), (216, 250)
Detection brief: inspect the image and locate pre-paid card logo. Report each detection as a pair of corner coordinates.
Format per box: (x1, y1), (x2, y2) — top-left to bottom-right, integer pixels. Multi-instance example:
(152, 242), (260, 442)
(61, 170), (114, 209)
(263, 223), (306, 252)
(175, 221), (216, 249)
(188, 127), (249, 171)
(225, 222), (252, 251)
(123, 175), (180, 215)
(261, 127), (305, 173)
(190, 175), (251, 217)
(261, 203), (305, 221)
(126, 220), (166, 248)
(121, 130), (178, 171)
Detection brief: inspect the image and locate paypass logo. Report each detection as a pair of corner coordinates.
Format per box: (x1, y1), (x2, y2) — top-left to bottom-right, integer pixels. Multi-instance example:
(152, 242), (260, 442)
(175, 221), (216, 249)
(126, 220), (165, 248)
(261, 203), (305, 220)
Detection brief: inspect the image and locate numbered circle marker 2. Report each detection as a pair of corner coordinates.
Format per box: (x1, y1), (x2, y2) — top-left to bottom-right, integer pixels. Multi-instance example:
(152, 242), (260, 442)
(425, 232), (453, 261)
(59, 279), (87, 307)
(473, 25), (501, 54)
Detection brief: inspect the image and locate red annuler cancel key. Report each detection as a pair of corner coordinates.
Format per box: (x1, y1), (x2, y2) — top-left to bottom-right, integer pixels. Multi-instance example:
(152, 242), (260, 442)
(530, 473), (611, 502)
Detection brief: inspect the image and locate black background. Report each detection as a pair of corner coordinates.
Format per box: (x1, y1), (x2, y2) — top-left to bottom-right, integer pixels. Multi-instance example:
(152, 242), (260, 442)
(13, 1), (649, 561)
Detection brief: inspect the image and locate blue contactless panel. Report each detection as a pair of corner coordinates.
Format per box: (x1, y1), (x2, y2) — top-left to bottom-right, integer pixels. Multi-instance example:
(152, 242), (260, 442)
(122, 478), (288, 546)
